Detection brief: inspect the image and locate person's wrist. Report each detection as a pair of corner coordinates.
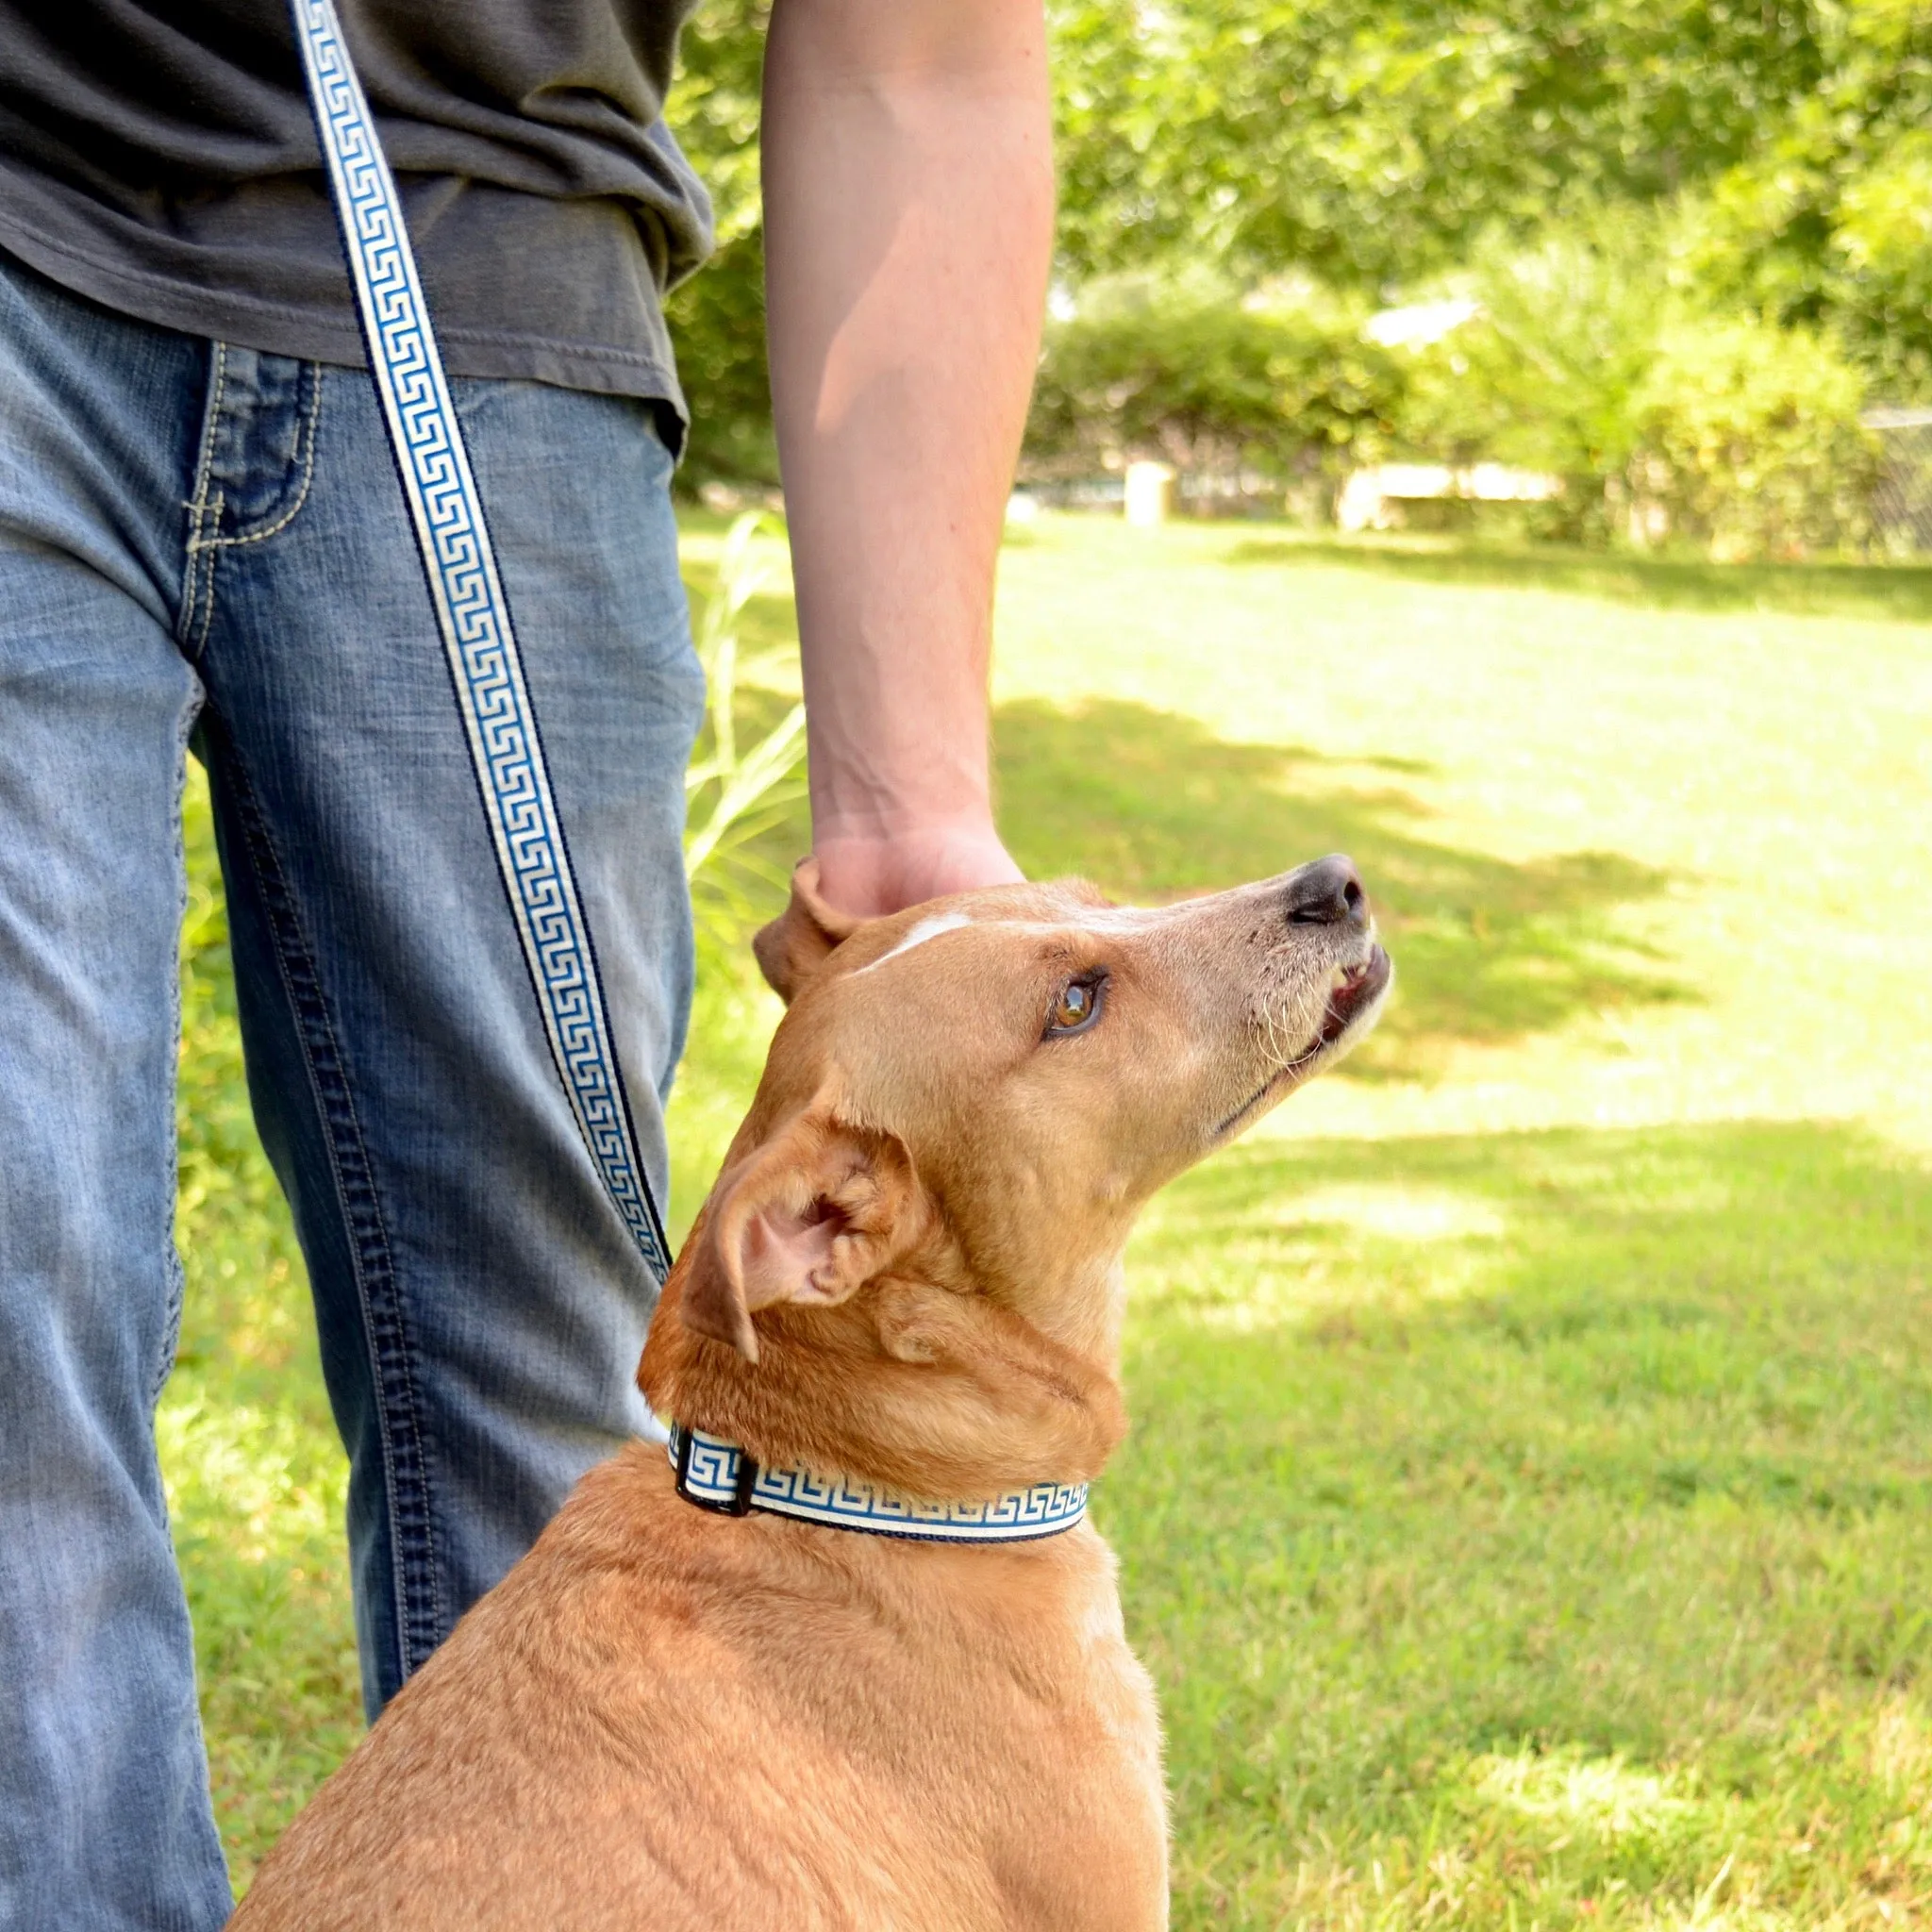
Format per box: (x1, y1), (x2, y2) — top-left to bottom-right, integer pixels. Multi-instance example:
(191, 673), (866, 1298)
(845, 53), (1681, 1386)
(810, 814), (1023, 919)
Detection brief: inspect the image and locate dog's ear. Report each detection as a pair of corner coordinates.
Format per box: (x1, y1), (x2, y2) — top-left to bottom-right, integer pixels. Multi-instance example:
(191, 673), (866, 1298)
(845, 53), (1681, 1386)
(679, 1101), (924, 1361)
(752, 858), (861, 1004)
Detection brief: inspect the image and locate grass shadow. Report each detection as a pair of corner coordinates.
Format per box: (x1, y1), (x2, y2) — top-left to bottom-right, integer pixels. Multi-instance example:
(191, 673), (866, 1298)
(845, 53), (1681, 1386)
(1224, 535), (1932, 624)
(1109, 1117), (1932, 1926)
(993, 695), (1690, 1076)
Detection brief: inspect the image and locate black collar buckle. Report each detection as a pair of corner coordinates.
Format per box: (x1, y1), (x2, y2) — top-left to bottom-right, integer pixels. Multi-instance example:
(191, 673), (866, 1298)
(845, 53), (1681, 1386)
(672, 1423), (760, 1516)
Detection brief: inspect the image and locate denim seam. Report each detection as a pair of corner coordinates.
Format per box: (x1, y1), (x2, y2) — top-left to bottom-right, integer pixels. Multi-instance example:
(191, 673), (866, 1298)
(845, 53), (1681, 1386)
(202, 364), (324, 552)
(178, 342), (228, 658)
(189, 490), (224, 658)
(150, 689), (203, 1412)
(187, 342), (226, 519)
(214, 734), (446, 1673)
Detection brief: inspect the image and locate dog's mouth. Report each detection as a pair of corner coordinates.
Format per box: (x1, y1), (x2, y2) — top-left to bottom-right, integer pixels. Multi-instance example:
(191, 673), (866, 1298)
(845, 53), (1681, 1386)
(1318, 944), (1391, 1044)
(1215, 942), (1392, 1138)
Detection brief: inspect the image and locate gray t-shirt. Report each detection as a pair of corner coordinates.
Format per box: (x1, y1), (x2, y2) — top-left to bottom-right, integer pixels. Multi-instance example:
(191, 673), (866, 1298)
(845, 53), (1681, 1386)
(0, 0), (713, 425)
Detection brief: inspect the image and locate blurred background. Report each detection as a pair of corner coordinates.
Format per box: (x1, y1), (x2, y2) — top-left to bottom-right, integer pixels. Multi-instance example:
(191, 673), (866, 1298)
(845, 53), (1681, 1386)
(670, 0), (1932, 560)
(175, 5), (1932, 1925)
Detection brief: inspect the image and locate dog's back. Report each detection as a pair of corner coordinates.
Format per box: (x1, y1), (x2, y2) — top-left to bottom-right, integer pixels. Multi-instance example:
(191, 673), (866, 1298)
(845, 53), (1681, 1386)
(231, 1444), (1165, 1931)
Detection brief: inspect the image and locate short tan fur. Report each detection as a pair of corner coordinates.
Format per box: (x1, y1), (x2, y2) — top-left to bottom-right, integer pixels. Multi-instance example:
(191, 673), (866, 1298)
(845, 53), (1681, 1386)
(231, 854), (1390, 1931)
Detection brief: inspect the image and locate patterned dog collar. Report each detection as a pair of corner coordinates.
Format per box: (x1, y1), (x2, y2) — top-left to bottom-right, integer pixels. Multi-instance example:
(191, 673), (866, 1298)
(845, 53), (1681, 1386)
(666, 1424), (1090, 1544)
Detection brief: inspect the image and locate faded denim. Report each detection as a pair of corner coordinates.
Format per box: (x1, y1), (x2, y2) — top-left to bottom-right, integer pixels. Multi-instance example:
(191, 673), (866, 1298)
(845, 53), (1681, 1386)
(0, 249), (703, 1928)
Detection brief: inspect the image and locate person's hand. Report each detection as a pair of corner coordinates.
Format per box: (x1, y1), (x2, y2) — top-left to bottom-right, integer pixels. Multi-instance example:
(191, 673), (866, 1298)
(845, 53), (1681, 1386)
(811, 817), (1023, 919)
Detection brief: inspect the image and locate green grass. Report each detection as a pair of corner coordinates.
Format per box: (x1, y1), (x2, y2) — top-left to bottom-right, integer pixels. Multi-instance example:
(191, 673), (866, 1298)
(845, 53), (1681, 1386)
(169, 519), (1932, 1922)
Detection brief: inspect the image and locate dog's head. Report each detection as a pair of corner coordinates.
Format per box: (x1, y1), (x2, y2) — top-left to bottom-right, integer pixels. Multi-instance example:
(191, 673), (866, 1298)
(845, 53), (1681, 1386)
(670, 858), (1391, 1367)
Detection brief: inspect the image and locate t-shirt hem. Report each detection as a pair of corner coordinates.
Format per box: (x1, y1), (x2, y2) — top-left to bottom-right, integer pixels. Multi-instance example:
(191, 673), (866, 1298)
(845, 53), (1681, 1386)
(0, 213), (689, 425)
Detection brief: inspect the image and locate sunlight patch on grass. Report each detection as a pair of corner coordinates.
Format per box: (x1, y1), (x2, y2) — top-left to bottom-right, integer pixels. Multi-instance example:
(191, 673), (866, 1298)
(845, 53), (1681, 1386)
(993, 516), (1932, 1157)
(1474, 1748), (1699, 1846)
(1126, 1198), (1507, 1335)
(1267, 1184), (1509, 1243)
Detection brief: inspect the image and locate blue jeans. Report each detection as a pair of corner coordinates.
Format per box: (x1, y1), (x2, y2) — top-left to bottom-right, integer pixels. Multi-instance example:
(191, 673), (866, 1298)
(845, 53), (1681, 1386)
(0, 251), (703, 1928)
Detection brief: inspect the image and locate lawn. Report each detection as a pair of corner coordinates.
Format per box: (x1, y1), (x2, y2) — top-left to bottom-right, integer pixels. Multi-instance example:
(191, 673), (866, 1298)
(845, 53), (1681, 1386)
(167, 516), (1932, 1925)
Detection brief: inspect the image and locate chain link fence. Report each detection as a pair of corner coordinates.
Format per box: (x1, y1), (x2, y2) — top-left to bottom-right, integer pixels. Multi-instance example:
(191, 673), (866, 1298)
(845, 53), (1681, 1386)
(1866, 408), (1932, 556)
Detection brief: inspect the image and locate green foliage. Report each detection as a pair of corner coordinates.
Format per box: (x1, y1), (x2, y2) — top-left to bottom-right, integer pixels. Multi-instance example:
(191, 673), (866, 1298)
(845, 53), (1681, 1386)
(1031, 232), (1879, 558)
(1626, 314), (1882, 559)
(667, 0), (764, 258)
(1025, 277), (1404, 491)
(682, 509), (807, 927)
(1683, 0), (1932, 399)
(1399, 215), (1676, 491)
(1051, 0), (1932, 404)
(662, 0), (773, 489)
(665, 230), (774, 489)
(656, 0), (1932, 491)
(1049, 0), (1932, 395)
(1047, 0), (1834, 288)
(1354, 208), (1875, 557)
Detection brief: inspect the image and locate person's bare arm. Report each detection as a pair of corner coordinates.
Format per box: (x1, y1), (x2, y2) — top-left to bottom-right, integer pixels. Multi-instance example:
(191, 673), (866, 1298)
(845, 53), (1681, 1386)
(761, 0), (1051, 917)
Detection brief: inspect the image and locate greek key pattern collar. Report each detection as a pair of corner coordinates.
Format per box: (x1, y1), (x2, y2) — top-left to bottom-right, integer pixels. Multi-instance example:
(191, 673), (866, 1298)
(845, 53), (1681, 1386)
(667, 1424), (1090, 1544)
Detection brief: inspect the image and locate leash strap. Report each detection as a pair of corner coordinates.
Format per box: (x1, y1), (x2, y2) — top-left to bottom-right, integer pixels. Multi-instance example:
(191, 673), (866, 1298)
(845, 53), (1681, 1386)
(290, 0), (671, 1282)
(668, 1424), (1090, 1544)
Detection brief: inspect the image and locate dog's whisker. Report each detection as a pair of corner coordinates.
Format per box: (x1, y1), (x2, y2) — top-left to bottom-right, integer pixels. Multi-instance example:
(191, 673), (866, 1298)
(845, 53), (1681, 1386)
(1253, 1002), (1320, 1080)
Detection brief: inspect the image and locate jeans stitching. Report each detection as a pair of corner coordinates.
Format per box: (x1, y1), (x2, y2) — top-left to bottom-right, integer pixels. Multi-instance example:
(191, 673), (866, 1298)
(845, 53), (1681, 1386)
(187, 343), (226, 521)
(178, 342), (227, 658)
(207, 364), (324, 552)
(210, 725), (446, 1674)
(151, 689), (202, 1412)
(191, 490), (224, 658)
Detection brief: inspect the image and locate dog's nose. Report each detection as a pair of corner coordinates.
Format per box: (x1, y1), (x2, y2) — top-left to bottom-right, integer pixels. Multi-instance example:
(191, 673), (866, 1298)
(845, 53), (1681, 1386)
(1285, 854), (1368, 927)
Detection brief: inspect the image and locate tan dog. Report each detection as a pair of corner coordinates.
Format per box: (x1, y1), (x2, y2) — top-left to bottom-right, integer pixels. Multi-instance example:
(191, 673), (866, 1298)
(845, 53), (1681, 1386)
(230, 854), (1391, 1932)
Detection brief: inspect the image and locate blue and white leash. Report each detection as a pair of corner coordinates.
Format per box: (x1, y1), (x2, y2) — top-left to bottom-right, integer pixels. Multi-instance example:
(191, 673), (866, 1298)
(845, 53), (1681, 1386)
(291, 0), (671, 1283)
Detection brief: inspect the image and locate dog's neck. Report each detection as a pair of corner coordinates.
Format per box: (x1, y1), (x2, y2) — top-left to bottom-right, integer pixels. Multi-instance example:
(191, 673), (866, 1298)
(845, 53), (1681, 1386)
(639, 1253), (1128, 1506)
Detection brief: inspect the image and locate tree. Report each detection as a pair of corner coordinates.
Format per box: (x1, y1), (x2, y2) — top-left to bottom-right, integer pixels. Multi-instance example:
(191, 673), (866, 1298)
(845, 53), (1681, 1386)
(1049, 0), (1831, 285)
(1687, 0), (1932, 397)
(1048, 0), (1932, 396)
(662, 0), (774, 488)
(658, 0), (1932, 485)
(1024, 276), (1404, 491)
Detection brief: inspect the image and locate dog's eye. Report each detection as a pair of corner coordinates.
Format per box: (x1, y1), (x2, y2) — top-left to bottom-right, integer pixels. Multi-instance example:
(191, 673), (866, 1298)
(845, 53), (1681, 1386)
(1045, 974), (1106, 1038)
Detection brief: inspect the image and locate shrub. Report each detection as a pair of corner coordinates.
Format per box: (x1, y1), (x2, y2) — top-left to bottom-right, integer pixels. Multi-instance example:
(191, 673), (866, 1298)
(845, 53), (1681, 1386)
(1625, 316), (1882, 559)
(1024, 279), (1406, 500)
(1399, 216), (1882, 558)
(665, 230), (776, 491)
(1395, 218), (1670, 541)
(661, 0), (775, 493)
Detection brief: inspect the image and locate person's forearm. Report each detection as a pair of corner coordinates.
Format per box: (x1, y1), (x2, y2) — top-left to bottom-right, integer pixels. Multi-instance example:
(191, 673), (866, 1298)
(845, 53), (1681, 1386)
(762, 0), (1052, 915)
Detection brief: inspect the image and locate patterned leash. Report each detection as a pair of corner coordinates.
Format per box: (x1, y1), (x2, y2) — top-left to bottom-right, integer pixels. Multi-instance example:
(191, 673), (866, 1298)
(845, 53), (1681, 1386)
(290, 0), (672, 1284)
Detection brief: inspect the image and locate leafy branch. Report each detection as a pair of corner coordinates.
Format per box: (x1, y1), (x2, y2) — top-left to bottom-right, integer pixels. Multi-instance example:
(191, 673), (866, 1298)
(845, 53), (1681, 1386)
(684, 510), (809, 929)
